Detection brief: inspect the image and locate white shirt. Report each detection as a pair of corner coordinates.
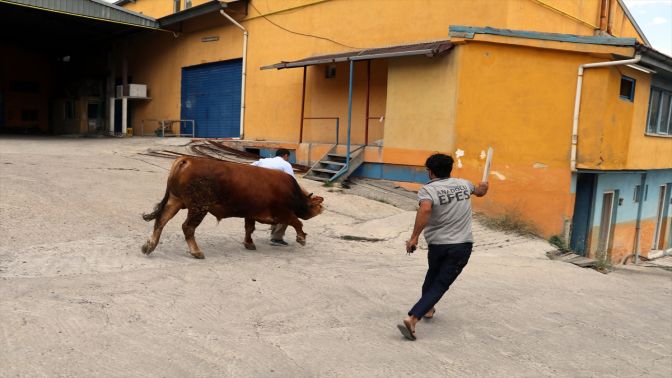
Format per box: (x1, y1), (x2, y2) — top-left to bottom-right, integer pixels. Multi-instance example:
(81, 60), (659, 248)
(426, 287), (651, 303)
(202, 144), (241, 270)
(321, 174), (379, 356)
(251, 156), (295, 177)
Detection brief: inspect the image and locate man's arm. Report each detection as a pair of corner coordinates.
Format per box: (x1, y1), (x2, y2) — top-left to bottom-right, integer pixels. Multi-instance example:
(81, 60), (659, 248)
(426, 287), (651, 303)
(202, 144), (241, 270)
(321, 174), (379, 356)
(473, 181), (489, 197)
(406, 200), (432, 253)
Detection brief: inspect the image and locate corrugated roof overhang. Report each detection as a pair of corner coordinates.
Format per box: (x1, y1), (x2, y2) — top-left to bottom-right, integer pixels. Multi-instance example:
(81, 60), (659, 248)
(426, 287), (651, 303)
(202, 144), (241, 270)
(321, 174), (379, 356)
(158, 0), (229, 28)
(2, 0), (159, 29)
(261, 40), (454, 70)
(449, 25), (637, 46)
(636, 44), (672, 74)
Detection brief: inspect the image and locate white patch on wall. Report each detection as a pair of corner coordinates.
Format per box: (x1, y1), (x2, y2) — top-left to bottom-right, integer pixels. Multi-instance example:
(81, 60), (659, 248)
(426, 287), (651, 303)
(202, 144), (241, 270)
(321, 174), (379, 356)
(455, 149), (465, 168)
(533, 162), (548, 169)
(490, 171), (506, 180)
(480, 150), (486, 160)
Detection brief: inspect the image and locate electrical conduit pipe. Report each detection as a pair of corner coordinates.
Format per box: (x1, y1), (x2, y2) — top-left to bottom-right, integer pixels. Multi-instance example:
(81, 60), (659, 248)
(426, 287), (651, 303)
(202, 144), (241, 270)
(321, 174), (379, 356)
(220, 9), (248, 139)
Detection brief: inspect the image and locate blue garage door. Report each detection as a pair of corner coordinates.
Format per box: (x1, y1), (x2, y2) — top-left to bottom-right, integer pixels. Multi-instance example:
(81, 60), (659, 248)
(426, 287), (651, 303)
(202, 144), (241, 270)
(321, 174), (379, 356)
(181, 59), (242, 138)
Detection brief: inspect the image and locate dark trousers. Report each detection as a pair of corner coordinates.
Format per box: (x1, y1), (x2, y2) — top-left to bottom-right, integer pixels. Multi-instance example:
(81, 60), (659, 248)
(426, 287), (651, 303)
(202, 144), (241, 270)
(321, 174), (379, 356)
(408, 242), (472, 319)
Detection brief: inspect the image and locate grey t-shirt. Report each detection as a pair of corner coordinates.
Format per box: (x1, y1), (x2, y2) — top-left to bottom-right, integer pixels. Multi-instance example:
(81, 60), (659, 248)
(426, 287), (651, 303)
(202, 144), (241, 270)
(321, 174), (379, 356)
(418, 177), (476, 245)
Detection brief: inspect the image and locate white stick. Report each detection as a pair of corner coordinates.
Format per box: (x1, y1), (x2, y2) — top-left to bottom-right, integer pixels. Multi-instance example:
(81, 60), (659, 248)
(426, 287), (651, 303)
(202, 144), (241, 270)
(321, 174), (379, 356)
(482, 147), (494, 183)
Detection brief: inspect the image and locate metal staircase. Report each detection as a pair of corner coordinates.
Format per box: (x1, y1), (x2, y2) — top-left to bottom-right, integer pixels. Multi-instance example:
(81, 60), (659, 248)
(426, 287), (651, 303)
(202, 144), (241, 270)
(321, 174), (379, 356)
(304, 145), (365, 183)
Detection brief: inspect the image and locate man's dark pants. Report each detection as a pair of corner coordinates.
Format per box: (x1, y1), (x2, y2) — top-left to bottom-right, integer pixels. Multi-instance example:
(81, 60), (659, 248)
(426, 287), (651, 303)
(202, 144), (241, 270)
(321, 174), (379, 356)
(409, 242), (473, 318)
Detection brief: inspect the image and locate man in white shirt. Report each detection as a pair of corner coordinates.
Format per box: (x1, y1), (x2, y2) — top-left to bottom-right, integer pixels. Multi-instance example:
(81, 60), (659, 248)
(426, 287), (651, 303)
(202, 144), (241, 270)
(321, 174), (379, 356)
(251, 148), (295, 246)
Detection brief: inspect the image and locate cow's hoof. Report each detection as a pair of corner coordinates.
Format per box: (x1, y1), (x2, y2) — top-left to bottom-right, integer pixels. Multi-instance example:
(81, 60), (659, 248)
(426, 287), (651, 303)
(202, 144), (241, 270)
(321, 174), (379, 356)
(244, 242), (256, 250)
(141, 241), (154, 255)
(296, 238), (306, 246)
(190, 252), (205, 259)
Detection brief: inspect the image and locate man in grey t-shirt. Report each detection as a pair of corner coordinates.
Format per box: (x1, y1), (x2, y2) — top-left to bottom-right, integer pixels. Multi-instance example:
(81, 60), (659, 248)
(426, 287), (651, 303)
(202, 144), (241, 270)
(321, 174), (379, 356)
(397, 153), (488, 341)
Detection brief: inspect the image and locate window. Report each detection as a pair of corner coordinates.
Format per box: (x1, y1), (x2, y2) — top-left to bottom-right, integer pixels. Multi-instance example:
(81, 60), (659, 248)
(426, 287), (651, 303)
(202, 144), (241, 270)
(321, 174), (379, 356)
(185, 0), (192, 9)
(173, 0), (181, 13)
(619, 76), (635, 101)
(646, 87), (672, 136)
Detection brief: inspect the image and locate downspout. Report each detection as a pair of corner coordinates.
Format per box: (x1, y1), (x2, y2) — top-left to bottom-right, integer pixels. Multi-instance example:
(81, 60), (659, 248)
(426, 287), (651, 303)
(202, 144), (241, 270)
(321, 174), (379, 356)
(599, 0), (609, 33)
(220, 9), (248, 139)
(633, 172), (647, 264)
(570, 55), (641, 171)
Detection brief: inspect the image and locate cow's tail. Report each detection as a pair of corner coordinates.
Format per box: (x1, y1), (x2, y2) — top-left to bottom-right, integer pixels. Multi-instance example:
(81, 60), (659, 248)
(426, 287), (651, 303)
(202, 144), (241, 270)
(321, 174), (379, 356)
(142, 188), (169, 222)
(142, 157), (187, 222)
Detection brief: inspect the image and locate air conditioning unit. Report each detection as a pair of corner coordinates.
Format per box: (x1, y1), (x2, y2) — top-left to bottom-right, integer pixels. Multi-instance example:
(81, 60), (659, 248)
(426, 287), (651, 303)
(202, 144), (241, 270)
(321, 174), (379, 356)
(116, 84), (147, 98)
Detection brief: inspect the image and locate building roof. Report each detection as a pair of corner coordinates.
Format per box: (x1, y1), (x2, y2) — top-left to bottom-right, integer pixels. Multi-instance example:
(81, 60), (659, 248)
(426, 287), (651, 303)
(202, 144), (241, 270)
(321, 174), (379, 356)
(449, 25), (637, 46)
(616, 0), (651, 46)
(261, 40), (454, 70)
(447, 25), (671, 75)
(4, 0), (159, 29)
(158, 0), (228, 29)
(635, 44), (672, 74)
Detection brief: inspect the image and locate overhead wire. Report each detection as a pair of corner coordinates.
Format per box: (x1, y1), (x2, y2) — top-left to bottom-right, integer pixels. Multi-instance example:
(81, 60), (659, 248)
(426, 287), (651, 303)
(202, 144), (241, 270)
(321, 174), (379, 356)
(248, 1), (362, 50)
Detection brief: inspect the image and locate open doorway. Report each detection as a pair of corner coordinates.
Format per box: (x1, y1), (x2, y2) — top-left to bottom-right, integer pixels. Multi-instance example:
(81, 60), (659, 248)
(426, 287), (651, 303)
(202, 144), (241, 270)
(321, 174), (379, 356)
(652, 184), (671, 251)
(597, 191), (618, 259)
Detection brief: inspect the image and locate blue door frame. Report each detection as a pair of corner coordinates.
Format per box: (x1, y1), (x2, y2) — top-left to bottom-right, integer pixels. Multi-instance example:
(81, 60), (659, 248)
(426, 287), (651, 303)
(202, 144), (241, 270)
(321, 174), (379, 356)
(571, 173), (597, 255)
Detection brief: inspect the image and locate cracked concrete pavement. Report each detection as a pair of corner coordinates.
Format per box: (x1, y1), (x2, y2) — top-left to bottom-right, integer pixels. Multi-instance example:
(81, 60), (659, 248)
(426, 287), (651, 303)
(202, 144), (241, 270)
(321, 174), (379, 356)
(1, 136), (671, 377)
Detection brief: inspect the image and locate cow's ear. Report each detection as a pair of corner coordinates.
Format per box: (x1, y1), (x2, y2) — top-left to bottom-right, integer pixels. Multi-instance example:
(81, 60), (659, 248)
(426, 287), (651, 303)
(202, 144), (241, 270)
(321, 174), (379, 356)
(313, 196), (324, 204)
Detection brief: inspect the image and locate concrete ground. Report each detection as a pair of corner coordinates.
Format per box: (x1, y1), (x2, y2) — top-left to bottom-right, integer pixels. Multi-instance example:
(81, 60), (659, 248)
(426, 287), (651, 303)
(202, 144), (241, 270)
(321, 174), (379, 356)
(1, 136), (671, 377)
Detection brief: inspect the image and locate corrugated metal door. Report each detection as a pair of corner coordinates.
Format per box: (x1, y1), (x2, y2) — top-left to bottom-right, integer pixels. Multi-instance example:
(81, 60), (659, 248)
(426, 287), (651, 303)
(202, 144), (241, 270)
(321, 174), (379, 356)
(181, 59), (241, 138)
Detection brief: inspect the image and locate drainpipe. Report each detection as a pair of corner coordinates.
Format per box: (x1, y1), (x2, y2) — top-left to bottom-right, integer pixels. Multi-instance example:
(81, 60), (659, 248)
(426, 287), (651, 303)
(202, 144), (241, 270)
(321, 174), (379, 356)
(220, 9), (248, 139)
(599, 0), (609, 33)
(633, 172), (647, 264)
(570, 55), (641, 171)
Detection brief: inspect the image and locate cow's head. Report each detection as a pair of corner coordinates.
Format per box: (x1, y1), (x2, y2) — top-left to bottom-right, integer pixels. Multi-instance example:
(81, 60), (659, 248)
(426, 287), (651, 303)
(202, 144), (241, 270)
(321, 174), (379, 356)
(303, 193), (324, 219)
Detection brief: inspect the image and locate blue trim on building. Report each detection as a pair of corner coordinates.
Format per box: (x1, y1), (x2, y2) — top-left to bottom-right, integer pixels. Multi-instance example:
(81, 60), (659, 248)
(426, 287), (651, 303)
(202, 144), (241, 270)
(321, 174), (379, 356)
(351, 163), (429, 184)
(449, 25), (637, 46)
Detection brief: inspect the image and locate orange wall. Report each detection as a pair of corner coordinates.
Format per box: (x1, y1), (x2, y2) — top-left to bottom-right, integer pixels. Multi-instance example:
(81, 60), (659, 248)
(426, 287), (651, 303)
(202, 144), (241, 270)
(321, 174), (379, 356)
(588, 218), (660, 263)
(120, 0), (647, 141)
(579, 65), (672, 170)
(302, 59), (387, 145)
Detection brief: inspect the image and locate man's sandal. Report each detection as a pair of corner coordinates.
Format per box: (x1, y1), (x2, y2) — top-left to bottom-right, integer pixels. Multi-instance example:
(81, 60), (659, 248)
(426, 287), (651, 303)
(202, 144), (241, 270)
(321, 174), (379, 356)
(397, 320), (416, 341)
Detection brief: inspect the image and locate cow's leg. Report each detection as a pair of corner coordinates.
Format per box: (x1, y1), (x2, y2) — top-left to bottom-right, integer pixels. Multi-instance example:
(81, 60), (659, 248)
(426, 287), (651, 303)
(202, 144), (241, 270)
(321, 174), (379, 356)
(182, 208), (207, 259)
(142, 195), (182, 255)
(288, 216), (307, 246)
(243, 217), (256, 250)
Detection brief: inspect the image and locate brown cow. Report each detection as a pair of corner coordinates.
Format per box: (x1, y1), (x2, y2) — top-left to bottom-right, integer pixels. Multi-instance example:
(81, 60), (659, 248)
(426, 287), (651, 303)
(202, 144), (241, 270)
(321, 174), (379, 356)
(141, 156), (324, 258)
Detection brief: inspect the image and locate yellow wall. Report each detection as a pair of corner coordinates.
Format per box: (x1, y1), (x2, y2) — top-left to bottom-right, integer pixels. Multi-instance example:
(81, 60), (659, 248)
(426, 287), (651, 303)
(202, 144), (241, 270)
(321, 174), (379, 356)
(579, 66), (672, 170)
(384, 52), (459, 153)
(626, 86), (672, 169)
(302, 59), (387, 145)
(120, 0), (648, 140)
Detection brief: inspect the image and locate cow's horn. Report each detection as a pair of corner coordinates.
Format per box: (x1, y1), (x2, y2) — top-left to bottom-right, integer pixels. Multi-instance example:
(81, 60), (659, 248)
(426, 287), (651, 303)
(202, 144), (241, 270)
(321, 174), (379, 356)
(308, 192), (313, 198)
